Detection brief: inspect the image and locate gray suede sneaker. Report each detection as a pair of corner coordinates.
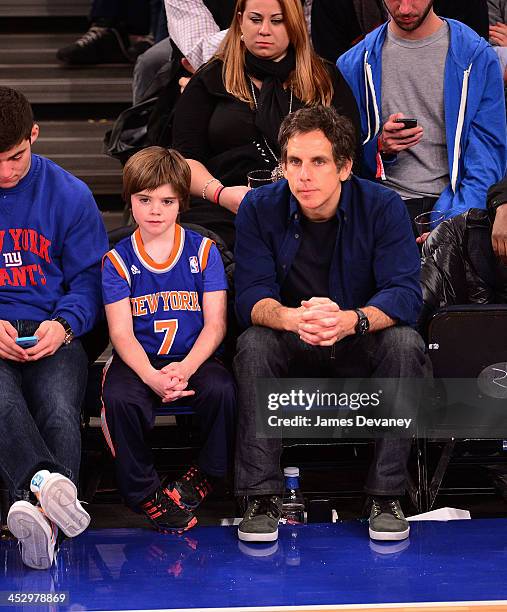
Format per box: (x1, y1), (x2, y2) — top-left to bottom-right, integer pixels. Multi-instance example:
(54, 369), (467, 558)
(369, 498), (410, 541)
(237, 495), (282, 542)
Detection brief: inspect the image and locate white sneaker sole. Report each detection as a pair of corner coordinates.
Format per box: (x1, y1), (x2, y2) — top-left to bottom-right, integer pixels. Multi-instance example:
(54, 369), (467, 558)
(38, 474), (90, 538)
(237, 528), (279, 542)
(369, 525), (410, 541)
(7, 502), (54, 570)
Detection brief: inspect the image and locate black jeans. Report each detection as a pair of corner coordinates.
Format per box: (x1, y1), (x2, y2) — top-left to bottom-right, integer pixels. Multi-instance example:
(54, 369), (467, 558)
(90, 0), (152, 35)
(102, 354), (237, 508)
(233, 326), (431, 497)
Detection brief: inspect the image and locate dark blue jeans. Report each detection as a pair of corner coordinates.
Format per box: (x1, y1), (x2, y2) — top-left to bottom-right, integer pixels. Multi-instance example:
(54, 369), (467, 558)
(233, 326), (431, 498)
(0, 320), (88, 500)
(90, 0), (155, 35)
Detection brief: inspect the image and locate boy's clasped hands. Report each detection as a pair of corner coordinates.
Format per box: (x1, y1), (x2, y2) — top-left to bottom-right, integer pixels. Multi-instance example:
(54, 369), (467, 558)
(145, 362), (196, 404)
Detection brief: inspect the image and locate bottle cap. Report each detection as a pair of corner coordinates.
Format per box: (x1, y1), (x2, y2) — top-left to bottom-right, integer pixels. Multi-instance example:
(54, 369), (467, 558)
(283, 466), (299, 477)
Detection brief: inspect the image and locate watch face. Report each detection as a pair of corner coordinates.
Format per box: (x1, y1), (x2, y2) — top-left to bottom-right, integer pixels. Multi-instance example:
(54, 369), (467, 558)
(355, 310), (369, 335)
(359, 318), (369, 334)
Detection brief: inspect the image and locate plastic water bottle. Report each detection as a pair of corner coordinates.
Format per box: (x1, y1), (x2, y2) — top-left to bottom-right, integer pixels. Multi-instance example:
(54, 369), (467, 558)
(282, 467), (305, 524)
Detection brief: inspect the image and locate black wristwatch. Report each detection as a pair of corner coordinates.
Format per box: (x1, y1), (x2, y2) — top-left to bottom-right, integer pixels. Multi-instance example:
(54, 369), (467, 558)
(52, 316), (74, 344)
(354, 308), (369, 336)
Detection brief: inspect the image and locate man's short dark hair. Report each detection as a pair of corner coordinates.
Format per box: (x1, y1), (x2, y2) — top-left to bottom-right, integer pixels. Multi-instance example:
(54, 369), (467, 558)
(0, 87), (34, 152)
(279, 106), (356, 169)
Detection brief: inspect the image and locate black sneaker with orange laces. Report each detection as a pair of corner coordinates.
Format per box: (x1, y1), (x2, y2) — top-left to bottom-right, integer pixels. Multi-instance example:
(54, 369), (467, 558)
(165, 465), (213, 510)
(140, 487), (197, 534)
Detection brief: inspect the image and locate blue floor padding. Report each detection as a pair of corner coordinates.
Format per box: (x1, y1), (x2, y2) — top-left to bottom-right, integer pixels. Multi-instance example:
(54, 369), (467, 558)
(1, 519), (507, 610)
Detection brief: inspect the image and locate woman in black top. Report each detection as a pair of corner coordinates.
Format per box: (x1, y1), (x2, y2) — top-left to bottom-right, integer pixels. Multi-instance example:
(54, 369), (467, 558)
(172, 0), (360, 248)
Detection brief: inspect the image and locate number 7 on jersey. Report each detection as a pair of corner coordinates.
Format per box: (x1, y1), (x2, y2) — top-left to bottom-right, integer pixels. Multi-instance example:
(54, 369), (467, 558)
(154, 319), (179, 355)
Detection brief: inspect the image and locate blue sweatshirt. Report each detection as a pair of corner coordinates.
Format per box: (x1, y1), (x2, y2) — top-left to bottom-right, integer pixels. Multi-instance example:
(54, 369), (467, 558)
(0, 154), (108, 337)
(338, 19), (507, 217)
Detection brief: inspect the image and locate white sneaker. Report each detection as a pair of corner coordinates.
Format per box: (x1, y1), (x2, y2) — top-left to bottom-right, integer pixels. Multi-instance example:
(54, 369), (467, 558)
(7, 501), (58, 570)
(30, 470), (90, 538)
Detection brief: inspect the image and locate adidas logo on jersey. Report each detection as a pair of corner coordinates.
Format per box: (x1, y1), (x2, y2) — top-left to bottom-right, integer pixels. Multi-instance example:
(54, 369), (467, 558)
(131, 265), (141, 275)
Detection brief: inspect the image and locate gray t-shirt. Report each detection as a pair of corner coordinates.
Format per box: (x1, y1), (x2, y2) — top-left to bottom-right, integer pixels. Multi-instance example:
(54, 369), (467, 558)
(381, 22), (450, 200)
(488, 0), (507, 26)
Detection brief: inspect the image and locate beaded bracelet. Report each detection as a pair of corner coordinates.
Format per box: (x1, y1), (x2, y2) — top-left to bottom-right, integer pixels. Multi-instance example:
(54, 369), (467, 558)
(213, 185), (225, 205)
(202, 177), (219, 200)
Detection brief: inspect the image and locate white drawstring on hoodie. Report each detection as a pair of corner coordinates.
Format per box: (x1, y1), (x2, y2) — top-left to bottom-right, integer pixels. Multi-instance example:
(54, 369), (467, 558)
(451, 64), (472, 193)
(362, 52), (473, 190)
(363, 51), (381, 146)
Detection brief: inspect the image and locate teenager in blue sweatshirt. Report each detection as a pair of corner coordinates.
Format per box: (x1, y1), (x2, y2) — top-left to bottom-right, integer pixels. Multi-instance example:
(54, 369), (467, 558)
(0, 87), (108, 570)
(337, 1), (507, 236)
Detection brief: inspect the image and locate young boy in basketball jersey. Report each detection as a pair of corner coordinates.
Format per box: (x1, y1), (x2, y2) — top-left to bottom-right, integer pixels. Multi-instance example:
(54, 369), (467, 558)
(101, 147), (236, 533)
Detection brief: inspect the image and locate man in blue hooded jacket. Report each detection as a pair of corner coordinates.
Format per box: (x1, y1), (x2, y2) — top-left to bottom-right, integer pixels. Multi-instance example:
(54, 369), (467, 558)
(337, 0), (507, 232)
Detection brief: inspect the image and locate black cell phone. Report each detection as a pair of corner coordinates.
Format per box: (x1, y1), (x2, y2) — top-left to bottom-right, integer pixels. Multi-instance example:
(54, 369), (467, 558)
(394, 118), (418, 129)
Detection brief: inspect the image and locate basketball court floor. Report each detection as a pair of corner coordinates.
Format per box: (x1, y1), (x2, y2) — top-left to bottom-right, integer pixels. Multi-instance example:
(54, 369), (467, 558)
(1, 518), (507, 611)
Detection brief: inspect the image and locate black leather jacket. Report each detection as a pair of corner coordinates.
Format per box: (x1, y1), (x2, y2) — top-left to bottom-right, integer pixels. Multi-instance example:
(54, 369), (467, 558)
(487, 176), (507, 212)
(419, 208), (507, 332)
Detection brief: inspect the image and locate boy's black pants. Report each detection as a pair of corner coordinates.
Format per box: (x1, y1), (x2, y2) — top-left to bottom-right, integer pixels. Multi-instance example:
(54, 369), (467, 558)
(102, 354), (237, 508)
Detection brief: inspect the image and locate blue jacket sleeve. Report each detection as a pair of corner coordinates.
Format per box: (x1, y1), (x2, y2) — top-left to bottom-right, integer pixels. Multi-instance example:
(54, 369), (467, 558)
(234, 192), (281, 329)
(438, 47), (507, 216)
(51, 189), (109, 337)
(366, 193), (423, 326)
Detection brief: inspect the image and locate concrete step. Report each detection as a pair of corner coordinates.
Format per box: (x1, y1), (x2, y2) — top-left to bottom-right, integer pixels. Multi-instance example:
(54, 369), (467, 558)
(0, 33), (77, 63)
(32, 120), (123, 195)
(0, 64), (132, 80)
(0, 0), (89, 17)
(0, 75), (133, 105)
(34, 119), (112, 142)
(39, 154), (123, 195)
(0, 47), (133, 103)
(0, 33), (76, 49)
(34, 119), (114, 155)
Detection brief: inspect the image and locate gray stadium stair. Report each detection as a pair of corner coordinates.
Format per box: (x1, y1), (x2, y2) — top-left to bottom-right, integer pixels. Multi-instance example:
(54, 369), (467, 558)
(33, 120), (123, 197)
(0, 33), (76, 63)
(0, 34), (133, 104)
(0, 0), (88, 17)
(0, 13), (133, 216)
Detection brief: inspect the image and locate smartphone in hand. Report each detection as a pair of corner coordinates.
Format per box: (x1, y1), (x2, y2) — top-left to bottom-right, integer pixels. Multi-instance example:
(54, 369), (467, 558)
(15, 335), (39, 348)
(394, 118), (418, 129)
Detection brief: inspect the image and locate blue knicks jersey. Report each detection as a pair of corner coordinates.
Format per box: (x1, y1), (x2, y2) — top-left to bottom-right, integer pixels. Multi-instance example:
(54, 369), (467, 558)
(102, 225), (227, 359)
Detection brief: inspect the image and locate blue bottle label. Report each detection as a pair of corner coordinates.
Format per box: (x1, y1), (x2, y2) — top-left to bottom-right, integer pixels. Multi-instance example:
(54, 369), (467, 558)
(285, 476), (300, 490)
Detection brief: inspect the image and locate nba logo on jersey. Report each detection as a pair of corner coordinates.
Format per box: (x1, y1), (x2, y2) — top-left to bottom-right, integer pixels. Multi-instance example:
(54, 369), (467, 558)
(189, 256), (199, 274)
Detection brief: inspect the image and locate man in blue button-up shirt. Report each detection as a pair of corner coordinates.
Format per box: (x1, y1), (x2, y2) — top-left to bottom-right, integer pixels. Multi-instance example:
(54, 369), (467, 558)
(234, 106), (430, 545)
